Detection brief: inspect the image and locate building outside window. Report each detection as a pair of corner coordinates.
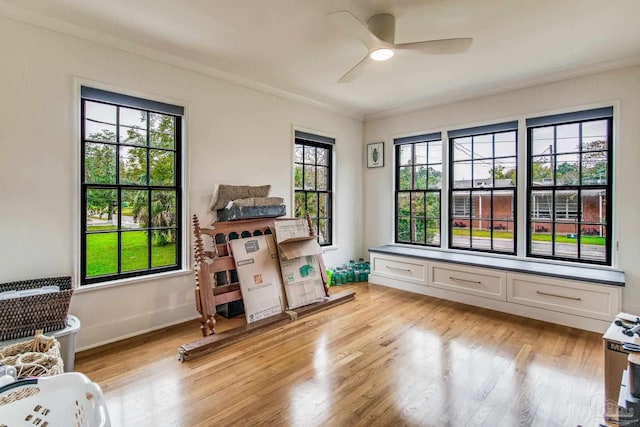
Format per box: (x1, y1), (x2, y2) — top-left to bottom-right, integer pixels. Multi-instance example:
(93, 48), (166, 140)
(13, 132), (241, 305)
(394, 133), (442, 246)
(451, 194), (471, 217)
(449, 122), (518, 254)
(527, 107), (612, 264)
(293, 131), (334, 245)
(81, 87), (183, 285)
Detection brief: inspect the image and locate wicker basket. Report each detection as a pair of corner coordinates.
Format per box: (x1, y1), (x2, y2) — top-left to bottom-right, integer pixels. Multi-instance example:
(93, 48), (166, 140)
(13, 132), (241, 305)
(0, 276), (73, 341)
(0, 334), (63, 380)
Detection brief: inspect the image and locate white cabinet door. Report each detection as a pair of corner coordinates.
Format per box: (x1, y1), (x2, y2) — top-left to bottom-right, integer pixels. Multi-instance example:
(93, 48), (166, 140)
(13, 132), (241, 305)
(370, 254), (428, 285)
(507, 273), (621, 321)
(429, 262), (506, 301)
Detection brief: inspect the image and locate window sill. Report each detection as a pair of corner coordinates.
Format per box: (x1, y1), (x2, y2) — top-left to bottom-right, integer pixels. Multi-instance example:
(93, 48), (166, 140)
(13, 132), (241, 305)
(74, 268), (193, 293)
(368, 244), (625, 286)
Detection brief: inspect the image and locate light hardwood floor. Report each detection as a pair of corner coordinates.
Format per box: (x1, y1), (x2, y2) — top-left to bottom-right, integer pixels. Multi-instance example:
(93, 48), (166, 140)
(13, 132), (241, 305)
(75, 282), (606, 426)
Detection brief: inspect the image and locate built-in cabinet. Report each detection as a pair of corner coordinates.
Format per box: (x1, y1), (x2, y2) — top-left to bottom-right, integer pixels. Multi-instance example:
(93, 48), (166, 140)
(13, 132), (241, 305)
(507, 273), (620, 322)
(371, 255), (427, 284)
(430, 263), (506, 301)
(368, 250), (623, 332)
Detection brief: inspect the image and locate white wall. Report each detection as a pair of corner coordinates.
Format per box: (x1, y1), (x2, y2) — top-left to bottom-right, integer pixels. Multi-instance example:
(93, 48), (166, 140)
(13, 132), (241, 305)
(364, 65), (640, 312)
(0, 16), (364, 349)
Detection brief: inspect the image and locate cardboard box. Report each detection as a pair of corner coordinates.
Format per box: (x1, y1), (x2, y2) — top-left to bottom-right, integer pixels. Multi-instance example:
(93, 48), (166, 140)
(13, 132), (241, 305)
(273, 218), (312, 244)
(230, 234), (286, 323)
(603, 312), (640, 423)
(278, 239), (321, 261)
(273, 219), (327, 309)
(279, 255), (326, 309)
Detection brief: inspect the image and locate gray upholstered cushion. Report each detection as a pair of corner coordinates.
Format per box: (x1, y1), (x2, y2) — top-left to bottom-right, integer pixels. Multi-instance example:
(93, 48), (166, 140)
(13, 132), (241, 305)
(209, 184), (271, 211)
(226, 197), (284, 208)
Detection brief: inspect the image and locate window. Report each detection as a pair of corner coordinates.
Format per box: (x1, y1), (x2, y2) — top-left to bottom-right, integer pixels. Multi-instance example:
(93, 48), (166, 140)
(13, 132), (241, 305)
(532, 191), (578, 220)
(449, 122), (518, 254)
(527, 107), (612, 264)
(452, 194), (471, 217)
(293, 131), (333, 245)
(81, 87), (183, 285)
(394, 133), (442, 246)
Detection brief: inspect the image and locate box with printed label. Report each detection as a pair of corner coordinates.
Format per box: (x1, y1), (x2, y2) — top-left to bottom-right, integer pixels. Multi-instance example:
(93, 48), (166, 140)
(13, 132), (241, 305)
(230, 234), (286, 323)
(273, 218), (311, 244)
(273, 219), (326, 309)
(603, 312), (640, 424)
(279, 254), (326, 309)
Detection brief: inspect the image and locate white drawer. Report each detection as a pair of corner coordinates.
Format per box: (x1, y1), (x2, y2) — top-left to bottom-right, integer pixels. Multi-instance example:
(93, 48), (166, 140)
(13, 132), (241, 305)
(507, 273), (621, 321)
(429, 263), (506, 301)
(371, 254), (427, 285)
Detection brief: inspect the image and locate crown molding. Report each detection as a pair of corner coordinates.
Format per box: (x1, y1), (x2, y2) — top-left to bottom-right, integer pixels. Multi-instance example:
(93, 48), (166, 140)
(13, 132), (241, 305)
(0, 2), (364, 121)
(1, 2), (637, 124)
(363, 54), (640, 122)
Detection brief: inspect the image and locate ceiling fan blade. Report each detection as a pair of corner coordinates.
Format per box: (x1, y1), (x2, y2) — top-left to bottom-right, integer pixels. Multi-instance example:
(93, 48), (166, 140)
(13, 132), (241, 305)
(338, 55), (373, 83)
(328, 10), (383, 51)
(396, 38), (473, 54)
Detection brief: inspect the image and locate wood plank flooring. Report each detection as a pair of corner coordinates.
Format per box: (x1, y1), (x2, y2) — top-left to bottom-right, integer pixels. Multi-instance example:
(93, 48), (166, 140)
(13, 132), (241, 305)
(75, 282), (607, 427)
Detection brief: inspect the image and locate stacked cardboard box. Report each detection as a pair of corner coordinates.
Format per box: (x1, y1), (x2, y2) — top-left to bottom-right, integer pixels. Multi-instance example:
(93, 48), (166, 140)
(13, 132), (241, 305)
(273, 219), (327, 309)
(229, 218), (328, 323)
(229, 234), (286, 323)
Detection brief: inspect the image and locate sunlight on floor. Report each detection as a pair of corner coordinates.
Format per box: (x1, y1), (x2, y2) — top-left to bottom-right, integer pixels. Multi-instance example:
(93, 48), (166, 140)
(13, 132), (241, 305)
(288, 333), (332, 426)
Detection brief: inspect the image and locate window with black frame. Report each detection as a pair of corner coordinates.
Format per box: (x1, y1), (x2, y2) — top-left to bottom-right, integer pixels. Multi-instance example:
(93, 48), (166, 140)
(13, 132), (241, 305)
(526, 107), (612, 265)
(80, 86), (183, 285)
(395, 133), (442, 246)
(293, 131), (333, 246)
(449, 122), (518, 254)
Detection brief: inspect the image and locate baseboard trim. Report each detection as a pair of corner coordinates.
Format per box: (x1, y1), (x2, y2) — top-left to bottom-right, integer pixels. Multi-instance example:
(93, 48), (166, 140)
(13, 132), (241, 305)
(75, 304), (200, 351)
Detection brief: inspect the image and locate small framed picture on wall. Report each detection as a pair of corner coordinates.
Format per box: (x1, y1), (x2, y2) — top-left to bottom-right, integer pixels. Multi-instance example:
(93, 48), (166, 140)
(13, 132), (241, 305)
(367, 142), (384, 168)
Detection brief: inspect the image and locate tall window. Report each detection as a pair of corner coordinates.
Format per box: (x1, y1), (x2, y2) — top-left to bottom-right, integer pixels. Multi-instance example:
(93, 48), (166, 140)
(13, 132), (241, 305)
(527, 107), (612, 264)
(294, 131), (333, 246)
(81, 87), (183, 285)
(449, 122), (518, 254)
(395, 133), (442, 246)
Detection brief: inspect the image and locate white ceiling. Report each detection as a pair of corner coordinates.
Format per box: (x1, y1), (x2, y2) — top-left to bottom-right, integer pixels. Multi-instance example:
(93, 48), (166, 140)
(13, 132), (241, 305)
(1, 0), (639, 120)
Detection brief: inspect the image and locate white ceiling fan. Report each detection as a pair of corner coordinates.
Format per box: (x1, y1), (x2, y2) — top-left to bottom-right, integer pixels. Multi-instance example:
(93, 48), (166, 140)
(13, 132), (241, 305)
(328, 11), (473, 83)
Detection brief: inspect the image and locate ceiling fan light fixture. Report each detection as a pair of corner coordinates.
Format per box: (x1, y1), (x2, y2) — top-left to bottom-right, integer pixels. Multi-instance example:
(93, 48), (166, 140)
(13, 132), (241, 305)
(329, 11), (473, 82)
(369, 48), (394, 61)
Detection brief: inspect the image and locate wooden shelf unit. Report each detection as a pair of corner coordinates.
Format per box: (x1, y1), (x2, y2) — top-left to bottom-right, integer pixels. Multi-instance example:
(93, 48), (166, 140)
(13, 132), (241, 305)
(192, 215), (277, 336)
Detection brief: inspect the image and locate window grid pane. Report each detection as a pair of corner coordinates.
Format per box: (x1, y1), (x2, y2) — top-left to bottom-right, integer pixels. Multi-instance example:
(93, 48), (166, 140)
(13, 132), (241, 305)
(394, 139), (442, 247)
(449, 130), (517, 254)
(527, 117), (611, 264)
(294, 138), (332, 246)
(81, 95), (182, 285)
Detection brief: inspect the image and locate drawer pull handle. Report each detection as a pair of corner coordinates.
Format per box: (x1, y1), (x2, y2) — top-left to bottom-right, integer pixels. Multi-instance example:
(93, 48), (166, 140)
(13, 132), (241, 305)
(387, 266), (412, 272)
(535, 291), (582, 301)
(449, 276), (482, 285)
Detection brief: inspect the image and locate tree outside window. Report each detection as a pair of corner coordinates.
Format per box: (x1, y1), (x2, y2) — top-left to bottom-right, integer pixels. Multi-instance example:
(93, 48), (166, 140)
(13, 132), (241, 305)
(81, 87), (183, 284)
(395, 135), (442, 246)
